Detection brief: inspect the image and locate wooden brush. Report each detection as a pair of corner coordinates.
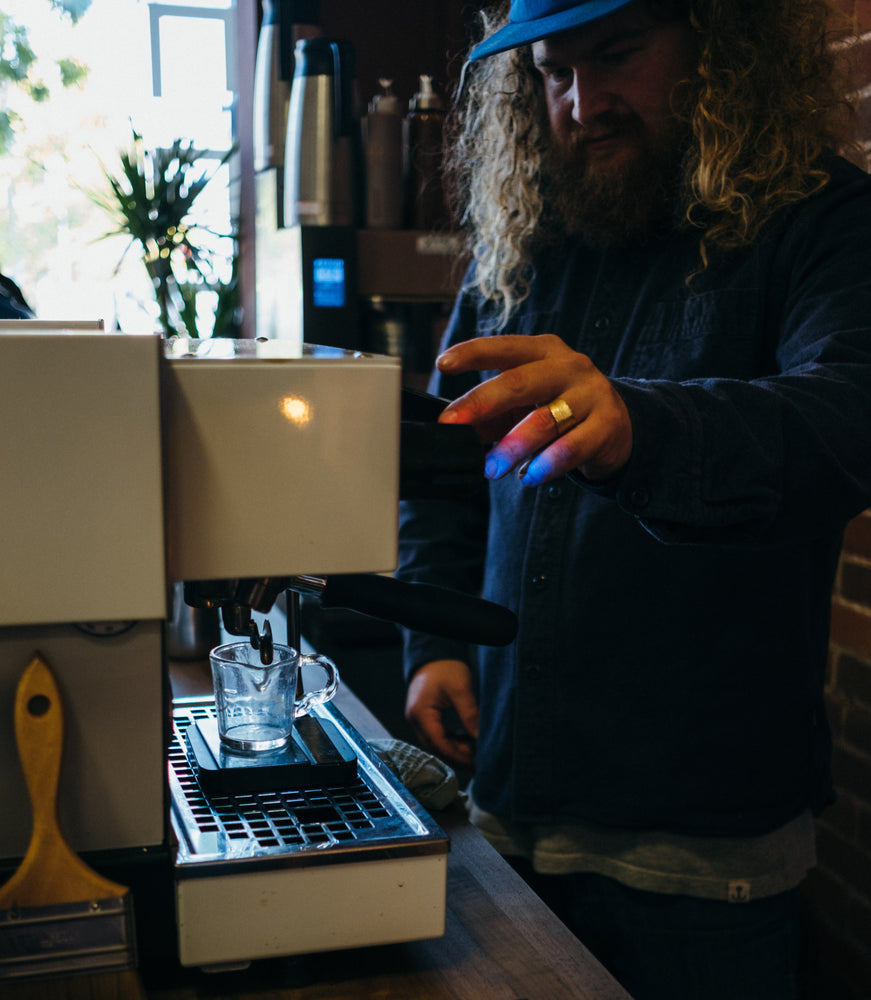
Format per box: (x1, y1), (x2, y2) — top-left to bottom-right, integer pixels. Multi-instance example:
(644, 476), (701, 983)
(0, 654), (146, 997)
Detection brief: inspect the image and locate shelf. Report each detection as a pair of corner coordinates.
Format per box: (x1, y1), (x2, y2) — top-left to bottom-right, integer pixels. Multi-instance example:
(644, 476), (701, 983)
(357, 230), (468, 302)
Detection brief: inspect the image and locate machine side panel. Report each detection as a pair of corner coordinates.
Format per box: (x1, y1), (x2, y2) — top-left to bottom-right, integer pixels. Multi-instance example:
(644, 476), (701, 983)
(0, 334), (166, 626)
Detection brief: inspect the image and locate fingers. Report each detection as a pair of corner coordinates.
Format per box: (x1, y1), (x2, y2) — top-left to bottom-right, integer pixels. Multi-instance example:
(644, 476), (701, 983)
(438, 337), (568, 435)
(465, 373), (631, 483)
(492, 380), (632, 484)
(405, 660), (479, 769)
(437, 333), (557, 375)
(411, 708), (477, 769)
(520, 393), (633, 484)
(449, 685), (481, 743)
(482, 399), (575, 479)
(436, 334), (633, 486)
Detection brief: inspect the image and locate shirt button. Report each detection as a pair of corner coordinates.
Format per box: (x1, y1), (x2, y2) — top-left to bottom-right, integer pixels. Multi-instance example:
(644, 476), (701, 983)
(546, 484), (563, 501)
(593, 315), (611, 330)
(531, 574), (548, 590)
(526, 662), (543, 679)
(629, 487), (650, 509)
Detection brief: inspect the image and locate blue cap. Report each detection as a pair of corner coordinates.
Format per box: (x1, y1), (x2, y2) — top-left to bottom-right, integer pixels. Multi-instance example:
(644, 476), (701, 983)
(469, 0), (639, 61)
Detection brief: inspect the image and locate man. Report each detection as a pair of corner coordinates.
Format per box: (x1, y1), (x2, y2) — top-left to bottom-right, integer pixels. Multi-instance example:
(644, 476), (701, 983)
(396, 1), (871, 997)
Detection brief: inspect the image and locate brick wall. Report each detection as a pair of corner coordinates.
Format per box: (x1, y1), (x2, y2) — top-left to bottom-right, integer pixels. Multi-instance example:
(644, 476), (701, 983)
(800, 6), (871, 999)
(808, 514), (871, 998)
(801, 10), (871, 996)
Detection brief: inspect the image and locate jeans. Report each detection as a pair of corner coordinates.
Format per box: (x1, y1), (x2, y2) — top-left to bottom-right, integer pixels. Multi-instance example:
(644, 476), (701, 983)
(507, 859), (804, 1000)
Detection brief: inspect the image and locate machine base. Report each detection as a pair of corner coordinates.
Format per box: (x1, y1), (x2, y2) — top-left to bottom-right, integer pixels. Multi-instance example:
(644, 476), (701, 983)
(170, 697), (449, 968)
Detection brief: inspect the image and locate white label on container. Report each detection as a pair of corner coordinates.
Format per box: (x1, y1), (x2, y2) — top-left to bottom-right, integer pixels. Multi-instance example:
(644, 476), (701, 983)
(415, 234), (465, 256)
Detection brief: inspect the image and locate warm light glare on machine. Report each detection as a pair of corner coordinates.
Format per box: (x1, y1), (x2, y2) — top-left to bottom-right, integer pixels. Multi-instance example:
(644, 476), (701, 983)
(280, 396), (312, 425)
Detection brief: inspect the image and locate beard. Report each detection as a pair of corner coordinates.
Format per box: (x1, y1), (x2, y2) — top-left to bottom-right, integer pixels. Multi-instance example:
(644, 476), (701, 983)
(540, 108), (694, 246)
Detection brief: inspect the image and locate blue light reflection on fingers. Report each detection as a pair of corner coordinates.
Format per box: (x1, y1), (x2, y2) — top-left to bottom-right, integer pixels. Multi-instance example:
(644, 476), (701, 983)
(518, 452), (557, 487)
(485, 452), (511, 479)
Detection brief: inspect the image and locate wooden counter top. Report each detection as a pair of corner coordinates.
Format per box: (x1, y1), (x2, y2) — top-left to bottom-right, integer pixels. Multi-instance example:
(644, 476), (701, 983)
(144, 800), (630, 999)
(150, 662), (631, 999)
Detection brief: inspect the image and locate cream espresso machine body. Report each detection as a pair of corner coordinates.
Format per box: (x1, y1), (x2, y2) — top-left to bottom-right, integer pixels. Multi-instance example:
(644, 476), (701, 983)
(0, 330), (449, 972)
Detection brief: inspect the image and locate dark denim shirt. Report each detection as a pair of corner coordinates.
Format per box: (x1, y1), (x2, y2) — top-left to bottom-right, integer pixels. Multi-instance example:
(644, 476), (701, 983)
(398, 157), (871, 837)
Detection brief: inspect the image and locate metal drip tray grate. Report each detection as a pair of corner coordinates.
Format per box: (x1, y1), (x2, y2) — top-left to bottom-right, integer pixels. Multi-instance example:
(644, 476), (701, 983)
(170, 697), (448, 875)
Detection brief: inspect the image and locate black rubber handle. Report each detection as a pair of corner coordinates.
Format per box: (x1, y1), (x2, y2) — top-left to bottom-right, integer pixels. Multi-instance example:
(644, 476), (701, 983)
(318, 574), (518, 647)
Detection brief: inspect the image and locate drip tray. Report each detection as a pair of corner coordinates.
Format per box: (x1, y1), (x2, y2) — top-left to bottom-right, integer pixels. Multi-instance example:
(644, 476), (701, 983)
(169, 696), (450, 967)
(170, 696), (448, 871)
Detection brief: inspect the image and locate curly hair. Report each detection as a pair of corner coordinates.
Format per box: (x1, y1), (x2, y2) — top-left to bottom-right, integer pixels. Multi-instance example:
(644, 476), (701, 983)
(445, 0), (860, 324)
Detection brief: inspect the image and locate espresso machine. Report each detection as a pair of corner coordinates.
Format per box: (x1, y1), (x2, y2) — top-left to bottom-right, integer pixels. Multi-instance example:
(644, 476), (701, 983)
(0, 327), (511, 973)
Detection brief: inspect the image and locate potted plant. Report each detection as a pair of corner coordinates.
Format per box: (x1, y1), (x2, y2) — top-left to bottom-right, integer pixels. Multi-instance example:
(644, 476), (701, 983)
(92, 123), (239, 338)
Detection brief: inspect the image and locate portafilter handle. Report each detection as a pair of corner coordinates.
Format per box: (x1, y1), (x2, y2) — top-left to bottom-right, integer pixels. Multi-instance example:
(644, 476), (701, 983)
(289, 573), (518, 647)
(184, 574), (519, 648)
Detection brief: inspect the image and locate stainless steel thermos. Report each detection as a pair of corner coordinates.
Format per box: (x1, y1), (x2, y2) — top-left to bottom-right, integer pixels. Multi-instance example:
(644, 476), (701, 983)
(284, 37), (361, 227)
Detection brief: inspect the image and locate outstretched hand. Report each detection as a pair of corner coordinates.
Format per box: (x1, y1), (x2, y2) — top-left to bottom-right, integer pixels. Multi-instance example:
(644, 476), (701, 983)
(437, 334), (633, 486)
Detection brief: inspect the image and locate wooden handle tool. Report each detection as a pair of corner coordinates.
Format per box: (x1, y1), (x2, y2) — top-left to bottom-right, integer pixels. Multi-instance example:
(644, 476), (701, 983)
(0, 654), (142, 990)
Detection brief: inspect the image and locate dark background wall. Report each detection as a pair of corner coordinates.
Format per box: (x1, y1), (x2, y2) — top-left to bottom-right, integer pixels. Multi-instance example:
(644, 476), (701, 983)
(318, 1), (474, 110)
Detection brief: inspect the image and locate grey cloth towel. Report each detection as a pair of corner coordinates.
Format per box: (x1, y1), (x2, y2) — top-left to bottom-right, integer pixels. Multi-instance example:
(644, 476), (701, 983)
(370, 738), (459, 810)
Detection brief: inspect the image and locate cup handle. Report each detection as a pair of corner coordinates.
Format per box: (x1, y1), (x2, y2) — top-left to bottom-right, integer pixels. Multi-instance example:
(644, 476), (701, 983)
(293, 652), (340, 718)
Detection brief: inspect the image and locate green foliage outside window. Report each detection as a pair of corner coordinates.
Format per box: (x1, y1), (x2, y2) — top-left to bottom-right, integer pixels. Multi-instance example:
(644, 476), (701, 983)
(0, 1), (91, 155)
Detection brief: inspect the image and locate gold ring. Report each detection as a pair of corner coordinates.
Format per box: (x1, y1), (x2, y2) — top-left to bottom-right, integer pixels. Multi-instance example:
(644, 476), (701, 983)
(547, 397), (574, 432)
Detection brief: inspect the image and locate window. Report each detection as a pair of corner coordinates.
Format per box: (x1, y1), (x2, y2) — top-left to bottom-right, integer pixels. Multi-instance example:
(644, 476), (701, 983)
(0, 0), (236, 334)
